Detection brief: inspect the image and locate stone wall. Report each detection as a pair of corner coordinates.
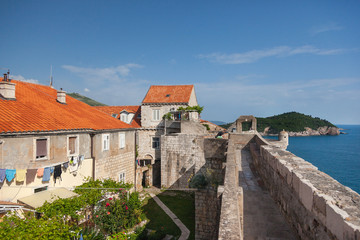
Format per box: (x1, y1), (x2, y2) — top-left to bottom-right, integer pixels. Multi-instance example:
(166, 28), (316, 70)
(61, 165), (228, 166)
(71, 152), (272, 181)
(195, 189), (221, 240)
(141, 104), (188, 128)
(218, 137), (243, 240)
(160, 134), (204, 188)
(250, 136), (360, 240)
(94, 130), (135, 184)
(137, 129), (163, 161)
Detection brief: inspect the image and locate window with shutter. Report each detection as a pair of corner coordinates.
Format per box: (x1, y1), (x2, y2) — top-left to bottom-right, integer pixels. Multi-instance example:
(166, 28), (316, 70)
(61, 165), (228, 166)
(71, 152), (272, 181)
(119, 133), (125, 149)
(103, 134), (110, 151)
(152, 109), (160, 121)
(68, 137), (76, 155)
(36, 139), (47, 159)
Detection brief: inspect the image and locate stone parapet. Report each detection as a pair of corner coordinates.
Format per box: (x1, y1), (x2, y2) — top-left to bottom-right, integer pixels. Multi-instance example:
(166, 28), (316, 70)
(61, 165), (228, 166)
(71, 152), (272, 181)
(218, 139), (243, 240)
(250, 137), (360, 240)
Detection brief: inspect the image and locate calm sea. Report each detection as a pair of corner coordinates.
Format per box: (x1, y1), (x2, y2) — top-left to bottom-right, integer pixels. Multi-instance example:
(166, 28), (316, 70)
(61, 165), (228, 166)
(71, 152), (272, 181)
(266, 125), (360, 194)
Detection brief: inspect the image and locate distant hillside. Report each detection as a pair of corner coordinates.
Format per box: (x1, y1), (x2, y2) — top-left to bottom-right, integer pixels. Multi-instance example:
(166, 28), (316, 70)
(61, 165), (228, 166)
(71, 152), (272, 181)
(68, 93), (107, 106)
(220, 112), (336, 134)
(210, 120), (227, 126)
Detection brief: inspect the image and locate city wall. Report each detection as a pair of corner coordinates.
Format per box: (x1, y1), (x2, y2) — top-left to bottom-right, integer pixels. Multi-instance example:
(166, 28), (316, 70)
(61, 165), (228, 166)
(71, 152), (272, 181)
(250, 135), (360, 240)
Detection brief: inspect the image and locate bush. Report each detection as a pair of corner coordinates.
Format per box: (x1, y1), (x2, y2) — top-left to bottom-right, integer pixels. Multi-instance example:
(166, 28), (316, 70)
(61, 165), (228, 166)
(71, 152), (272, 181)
(0, 213), (80, 239)
(94, 192), (143, 235)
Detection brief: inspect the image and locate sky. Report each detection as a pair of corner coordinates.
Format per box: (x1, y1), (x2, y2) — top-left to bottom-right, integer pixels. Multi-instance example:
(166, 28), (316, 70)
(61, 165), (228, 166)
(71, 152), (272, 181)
(1, 1), (359, 124)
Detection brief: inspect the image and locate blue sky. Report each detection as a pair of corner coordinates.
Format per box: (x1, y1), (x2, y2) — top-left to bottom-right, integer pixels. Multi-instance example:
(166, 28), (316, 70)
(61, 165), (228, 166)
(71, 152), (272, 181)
(1, 1), (359, 124)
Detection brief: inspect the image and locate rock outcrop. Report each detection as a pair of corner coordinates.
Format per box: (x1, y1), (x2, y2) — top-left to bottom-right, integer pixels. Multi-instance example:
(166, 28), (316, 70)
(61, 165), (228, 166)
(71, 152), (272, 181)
(288, 126), (340, 136)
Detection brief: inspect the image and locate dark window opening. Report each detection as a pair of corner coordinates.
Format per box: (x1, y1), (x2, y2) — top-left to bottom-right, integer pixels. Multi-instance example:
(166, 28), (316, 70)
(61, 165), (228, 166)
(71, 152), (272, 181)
(36, 139), (47, 159)
(34, 186), (48, 193)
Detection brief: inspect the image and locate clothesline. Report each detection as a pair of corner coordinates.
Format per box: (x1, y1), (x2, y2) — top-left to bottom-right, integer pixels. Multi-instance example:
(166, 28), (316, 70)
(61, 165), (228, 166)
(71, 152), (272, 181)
(0, 155), (85, 184)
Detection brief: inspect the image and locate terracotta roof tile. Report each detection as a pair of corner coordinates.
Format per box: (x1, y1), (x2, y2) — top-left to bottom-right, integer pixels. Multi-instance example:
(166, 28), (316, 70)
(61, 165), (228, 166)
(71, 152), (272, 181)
(142, 85), (193, 104)
(94, 106), (141, 128)
(0, 79), (134, 133)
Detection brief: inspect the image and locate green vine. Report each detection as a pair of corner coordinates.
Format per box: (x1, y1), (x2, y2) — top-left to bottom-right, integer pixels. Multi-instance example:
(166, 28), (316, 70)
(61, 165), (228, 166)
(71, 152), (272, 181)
(177, 105), (204, 114)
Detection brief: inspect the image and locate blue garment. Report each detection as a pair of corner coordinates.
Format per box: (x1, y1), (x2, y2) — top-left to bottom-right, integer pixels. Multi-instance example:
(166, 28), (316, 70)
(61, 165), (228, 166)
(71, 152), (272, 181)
(5, 169), (16, 182)
(42, 167), (51, 182)
(50, 166), (54, 174)
(0, 169), (6, 182)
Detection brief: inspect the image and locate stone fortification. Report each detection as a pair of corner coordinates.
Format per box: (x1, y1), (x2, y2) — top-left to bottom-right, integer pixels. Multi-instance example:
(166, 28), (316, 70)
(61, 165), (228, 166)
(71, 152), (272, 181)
(218, 138), (243, 240)
(195, 189), (222, 240)
(161, 133), (227, 239)
(161, 134), (204, 188)
(250, 136), (360, 240)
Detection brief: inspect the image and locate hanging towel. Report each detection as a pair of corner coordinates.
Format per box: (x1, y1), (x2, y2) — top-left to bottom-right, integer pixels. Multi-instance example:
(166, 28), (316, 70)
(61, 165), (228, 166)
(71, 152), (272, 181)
(54, 165), (62, 183)
(37, 168), (44, 177)
(26, 169), (37, 184)
(50, 166), (54, 174)
(0, 169), (6, 183)
(69, 163), (78, 173)
(16, 169), (27, 182)
(5, 169), (16, 182)
(62, 162), (69, 170)
(42, 167), (51, 182)
(72, 156), (78, 165)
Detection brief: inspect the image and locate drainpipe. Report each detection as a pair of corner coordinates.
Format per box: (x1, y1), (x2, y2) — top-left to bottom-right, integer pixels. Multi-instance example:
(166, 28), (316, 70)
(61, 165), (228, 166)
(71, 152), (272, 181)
(90, 133), (95, 180)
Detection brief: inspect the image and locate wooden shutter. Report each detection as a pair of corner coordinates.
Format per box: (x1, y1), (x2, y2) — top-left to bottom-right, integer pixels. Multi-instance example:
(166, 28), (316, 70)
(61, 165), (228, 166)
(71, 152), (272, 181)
(69, 137), (76, 154)
(36, 139), (47, 158)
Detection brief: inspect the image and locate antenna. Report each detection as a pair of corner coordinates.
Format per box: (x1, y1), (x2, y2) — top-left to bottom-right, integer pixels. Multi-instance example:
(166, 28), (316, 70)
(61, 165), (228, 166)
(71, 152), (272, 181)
(50, 65), (53, 88)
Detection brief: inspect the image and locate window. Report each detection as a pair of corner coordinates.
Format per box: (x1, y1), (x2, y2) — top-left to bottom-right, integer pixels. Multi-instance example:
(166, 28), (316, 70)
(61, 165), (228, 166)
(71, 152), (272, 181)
(112, 113), (118, 118)
(152, 109), (160, 121)
(120, 113), (127, 122)
(119, 172), (126, 183)
(152, 137), (160, 149)
(119, 133), (125, 149)
(34, 186), (48, 193)
(68, 136), (77, 155)
(102, 134), (110, 151)
(36, 139), (47, 159)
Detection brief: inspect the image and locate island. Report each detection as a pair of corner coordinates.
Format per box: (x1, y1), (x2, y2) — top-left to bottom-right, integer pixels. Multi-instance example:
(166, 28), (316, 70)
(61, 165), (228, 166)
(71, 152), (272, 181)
(221, 112), (340, 136)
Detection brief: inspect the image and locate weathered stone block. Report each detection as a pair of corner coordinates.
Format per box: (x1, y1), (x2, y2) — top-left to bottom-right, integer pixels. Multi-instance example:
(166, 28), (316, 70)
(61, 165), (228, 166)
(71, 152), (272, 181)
(326, 203), (349, 240)
(299, 179), (314, 211)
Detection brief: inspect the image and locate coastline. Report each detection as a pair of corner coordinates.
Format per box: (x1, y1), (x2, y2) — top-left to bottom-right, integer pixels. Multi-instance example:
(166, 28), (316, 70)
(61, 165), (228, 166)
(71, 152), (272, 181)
(261, 126), (341, 137)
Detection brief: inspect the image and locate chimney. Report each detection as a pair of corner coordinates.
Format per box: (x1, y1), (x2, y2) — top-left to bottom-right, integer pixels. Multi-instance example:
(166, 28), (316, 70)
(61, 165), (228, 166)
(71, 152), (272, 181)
(0, 74), (16, 100)
(57, 88), (66, 104)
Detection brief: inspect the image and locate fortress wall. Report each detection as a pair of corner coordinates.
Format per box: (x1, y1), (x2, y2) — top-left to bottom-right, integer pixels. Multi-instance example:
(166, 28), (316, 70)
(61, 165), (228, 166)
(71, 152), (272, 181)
(195, 189), (222, 240)
(160, 134), (203, 188)
(250, 138), (360, 240)
(218, 139), (243, 240)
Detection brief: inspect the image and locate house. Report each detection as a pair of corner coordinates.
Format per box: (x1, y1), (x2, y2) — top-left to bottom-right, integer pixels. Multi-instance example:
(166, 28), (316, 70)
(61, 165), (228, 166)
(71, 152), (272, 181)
(96, 85), (201, 190)
(0, 75), (136, 204)
(94, 106), (141, 128)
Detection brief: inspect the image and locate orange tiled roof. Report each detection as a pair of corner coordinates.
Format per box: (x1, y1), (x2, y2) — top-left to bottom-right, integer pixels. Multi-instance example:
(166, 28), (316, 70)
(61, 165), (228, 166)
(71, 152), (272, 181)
(0, 79), (134, 133)
(94, 106), (141, 128)
(142, 85), (193, 104)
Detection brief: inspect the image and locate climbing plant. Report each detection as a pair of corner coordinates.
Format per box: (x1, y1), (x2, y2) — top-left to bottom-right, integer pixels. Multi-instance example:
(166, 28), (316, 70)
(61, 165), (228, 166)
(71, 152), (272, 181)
(177, 105), (204, 114)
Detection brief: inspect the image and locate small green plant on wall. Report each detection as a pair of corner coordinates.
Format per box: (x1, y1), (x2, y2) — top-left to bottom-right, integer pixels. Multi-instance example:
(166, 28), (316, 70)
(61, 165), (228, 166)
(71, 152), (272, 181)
(177, 105), (204, 114)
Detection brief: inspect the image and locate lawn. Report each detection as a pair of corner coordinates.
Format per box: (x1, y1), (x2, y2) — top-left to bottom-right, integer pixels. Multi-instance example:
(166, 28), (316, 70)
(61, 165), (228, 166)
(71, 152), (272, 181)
(142, 195), (181, 239)
(142, 190), (195, 240)
(157, 191), (195, 240)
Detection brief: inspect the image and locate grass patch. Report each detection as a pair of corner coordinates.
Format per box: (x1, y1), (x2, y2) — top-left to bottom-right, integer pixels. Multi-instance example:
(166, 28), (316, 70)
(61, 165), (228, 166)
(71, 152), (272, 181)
(157, 191), (195, 240)
(142, 195), (181, 238)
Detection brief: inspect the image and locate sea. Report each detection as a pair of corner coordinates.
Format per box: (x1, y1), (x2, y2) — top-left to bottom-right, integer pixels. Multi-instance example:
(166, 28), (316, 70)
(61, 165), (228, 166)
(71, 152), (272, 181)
(266, 125), (360, 194)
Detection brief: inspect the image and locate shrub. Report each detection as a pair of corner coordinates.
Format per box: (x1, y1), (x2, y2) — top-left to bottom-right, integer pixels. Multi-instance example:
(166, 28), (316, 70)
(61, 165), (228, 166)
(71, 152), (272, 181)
(0, 213), (80, 239)
(94, 192), (143, 235)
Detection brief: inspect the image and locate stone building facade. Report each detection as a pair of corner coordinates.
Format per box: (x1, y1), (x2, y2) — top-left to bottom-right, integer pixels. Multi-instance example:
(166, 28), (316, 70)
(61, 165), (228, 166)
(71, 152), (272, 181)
(0, 77), (136, 203)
